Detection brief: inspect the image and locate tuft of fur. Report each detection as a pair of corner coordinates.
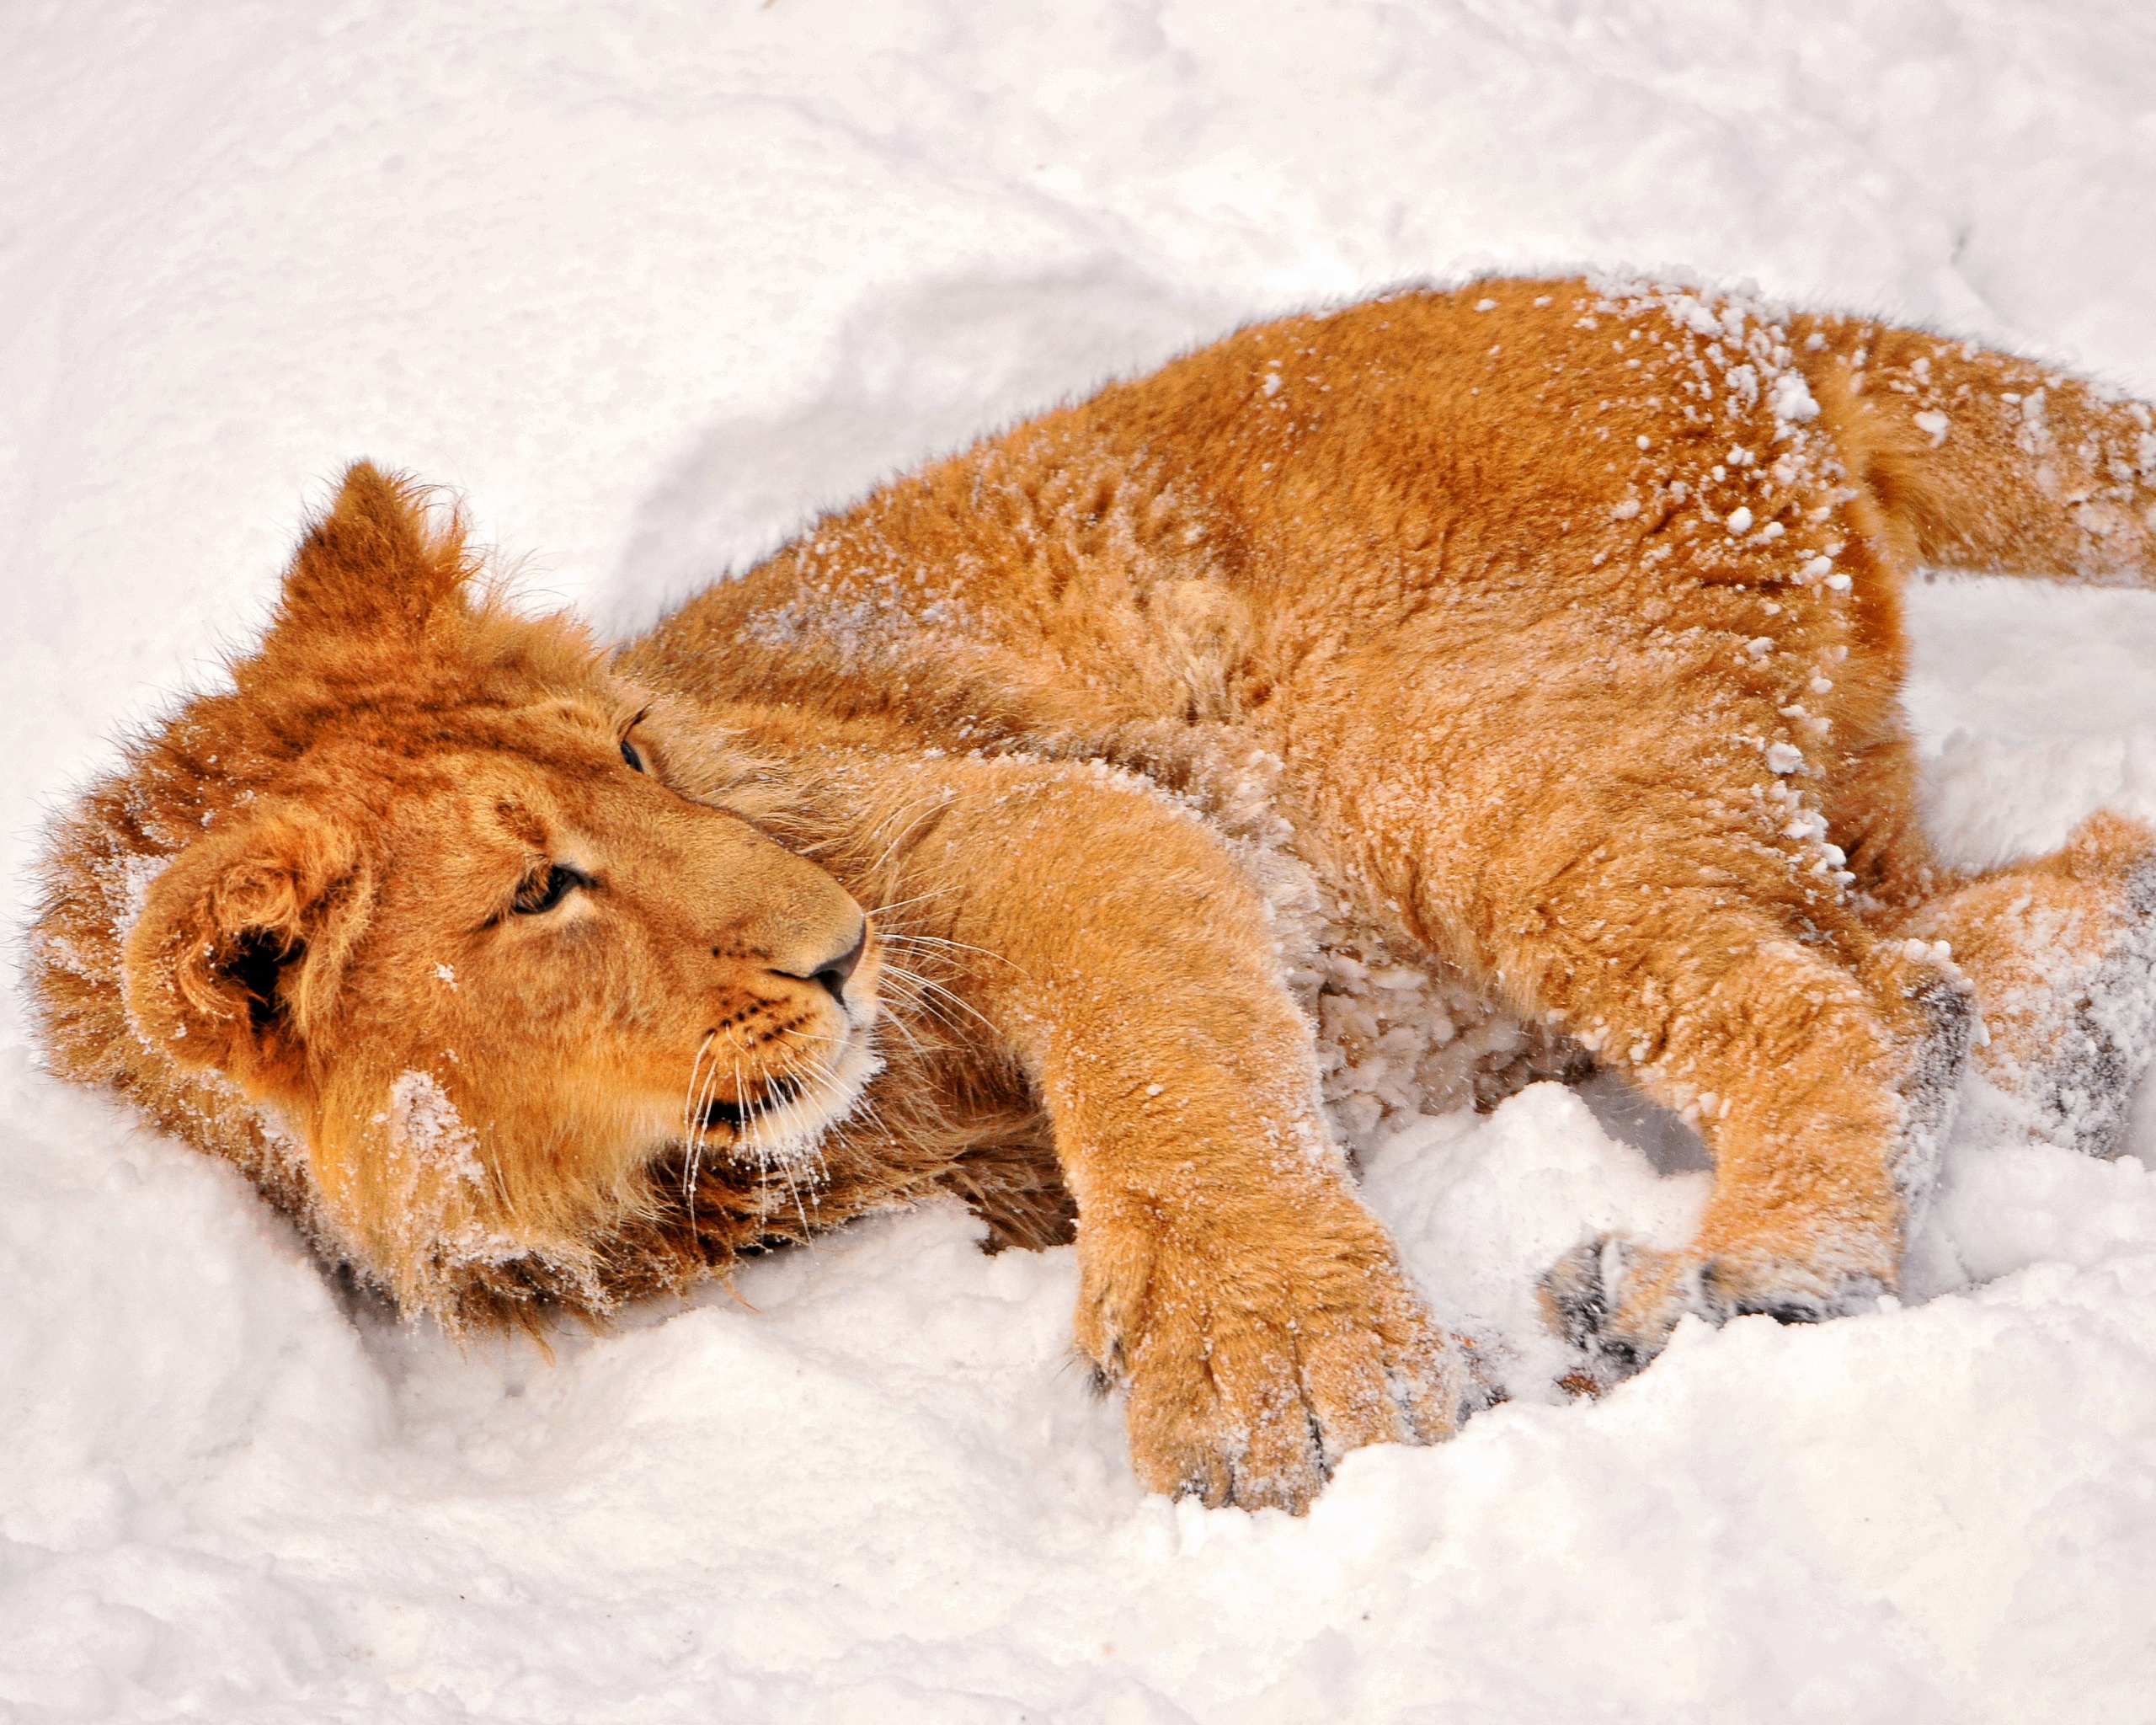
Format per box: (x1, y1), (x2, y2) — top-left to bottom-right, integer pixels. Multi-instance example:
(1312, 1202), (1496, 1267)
(32, 278), (2156, 1509)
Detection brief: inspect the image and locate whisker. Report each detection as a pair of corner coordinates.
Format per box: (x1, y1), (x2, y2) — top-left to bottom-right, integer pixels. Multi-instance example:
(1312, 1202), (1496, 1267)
(875, 1003), (953, 1057)
(871, 1006), (940, 1061)
(873, 982), (951, 1035)
(679, 1034), (706, 1142)
(680, 1030), (719, 1219)
(858, 795), (960, 886)
(766, 1047), (825, 1241)
(798, 792), (948, 887)
(878, 959), (999, 1036)
(860, 889), (949, 921)
(873, 976), (963, 1038)
(730, 1055), (759, 1215)
(687, 1071), (723, 1216)
(873, 930), (1022, 970)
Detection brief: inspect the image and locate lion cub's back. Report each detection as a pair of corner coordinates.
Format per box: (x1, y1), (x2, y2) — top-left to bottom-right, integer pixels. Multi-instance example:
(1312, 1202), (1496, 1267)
(1063, 279), (1658, 613)
(637, 280), (1651, 728)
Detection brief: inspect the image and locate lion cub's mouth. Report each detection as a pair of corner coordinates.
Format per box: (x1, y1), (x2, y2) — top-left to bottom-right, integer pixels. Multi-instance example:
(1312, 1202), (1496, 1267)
(691, 1023), (883, 1167)
(702, 1078), (798, 1131)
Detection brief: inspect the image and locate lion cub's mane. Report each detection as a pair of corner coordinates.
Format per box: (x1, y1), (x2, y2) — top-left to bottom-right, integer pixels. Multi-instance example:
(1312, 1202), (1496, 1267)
(26, 479), (1067, 1331)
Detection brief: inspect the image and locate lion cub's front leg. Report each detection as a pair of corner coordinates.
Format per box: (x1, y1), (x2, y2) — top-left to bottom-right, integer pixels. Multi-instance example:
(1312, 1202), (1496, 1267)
(897, 760), (1477, 1511)
(1072, 1174), (1468, 1510)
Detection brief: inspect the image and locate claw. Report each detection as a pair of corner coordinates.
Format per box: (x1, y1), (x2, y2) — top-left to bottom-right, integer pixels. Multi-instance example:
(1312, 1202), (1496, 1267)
(1539, 1235), (1659, 1390)
(1541, 1232), (1889, 1393)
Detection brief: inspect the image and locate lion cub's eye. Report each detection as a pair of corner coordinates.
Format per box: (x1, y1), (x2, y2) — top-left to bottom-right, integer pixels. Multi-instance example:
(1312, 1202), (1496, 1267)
(620, 739), (646, 773)
(512, 862), (589, 916)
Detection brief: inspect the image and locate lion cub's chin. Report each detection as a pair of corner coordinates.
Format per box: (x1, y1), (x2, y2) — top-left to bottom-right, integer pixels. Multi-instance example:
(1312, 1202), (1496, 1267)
(706, 1028), (886, 1169)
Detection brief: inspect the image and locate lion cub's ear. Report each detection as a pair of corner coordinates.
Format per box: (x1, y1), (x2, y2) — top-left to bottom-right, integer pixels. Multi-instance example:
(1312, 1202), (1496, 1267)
(123, 804), (374, 1101)
(266, 461), (475, 650)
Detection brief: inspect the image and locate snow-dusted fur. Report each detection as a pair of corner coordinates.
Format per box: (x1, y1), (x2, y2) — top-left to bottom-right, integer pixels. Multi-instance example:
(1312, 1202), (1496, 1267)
(30, 275), (2156, 1511)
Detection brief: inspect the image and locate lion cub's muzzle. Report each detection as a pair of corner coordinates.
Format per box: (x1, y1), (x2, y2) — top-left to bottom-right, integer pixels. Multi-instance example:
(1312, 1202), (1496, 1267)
(684, 898), (883, 1165)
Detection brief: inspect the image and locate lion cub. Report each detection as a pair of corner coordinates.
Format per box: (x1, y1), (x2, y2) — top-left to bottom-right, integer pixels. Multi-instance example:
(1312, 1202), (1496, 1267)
(33, 277), (2156, 1512)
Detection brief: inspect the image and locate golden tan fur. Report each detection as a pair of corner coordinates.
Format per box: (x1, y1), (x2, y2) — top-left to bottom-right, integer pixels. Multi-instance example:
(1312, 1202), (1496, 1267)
(32, 275), (2156, 1512)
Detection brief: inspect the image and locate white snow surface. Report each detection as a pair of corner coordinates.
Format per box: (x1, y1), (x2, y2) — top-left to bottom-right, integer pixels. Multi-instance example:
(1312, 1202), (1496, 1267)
(7, 3), (2156, 1719)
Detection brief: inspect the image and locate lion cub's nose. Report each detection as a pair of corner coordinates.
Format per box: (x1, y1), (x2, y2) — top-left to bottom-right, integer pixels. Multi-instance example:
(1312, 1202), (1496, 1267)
(792, 921), (867, 1007)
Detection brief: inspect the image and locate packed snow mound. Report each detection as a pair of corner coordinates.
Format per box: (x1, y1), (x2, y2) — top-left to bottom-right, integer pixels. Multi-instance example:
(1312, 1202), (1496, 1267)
(7, 1), (2156, 1720)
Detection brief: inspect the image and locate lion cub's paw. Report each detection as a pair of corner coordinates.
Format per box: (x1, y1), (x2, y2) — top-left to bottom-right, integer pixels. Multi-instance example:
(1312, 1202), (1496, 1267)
(1540, 1235), (1885, 1393)
(1078, 1215), (1481, 1514)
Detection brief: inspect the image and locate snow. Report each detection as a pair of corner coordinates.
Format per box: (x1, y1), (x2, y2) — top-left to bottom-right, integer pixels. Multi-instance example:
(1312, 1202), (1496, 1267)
(6, 1), (2156, 1718)
(387, 1072), (485, 1188)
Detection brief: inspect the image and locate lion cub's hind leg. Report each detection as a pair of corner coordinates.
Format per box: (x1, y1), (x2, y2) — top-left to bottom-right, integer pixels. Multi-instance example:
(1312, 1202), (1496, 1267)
(1534, 921), (1972, 1391)
(1892, 810), (2156, 1159)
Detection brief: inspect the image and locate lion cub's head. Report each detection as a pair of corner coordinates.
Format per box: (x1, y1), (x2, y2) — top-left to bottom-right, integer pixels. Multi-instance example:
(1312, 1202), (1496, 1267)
(32, 465), (881, 1323)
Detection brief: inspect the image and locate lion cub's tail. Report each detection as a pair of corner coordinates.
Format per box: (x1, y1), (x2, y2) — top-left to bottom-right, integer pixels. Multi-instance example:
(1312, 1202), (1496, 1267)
(1793, 316), (2156, 587)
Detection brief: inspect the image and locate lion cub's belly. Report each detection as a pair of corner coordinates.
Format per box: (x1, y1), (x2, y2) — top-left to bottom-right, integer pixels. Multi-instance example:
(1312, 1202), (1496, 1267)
(1295, 917), (1588, 1155)
(1204, 762), (1586, 1156)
